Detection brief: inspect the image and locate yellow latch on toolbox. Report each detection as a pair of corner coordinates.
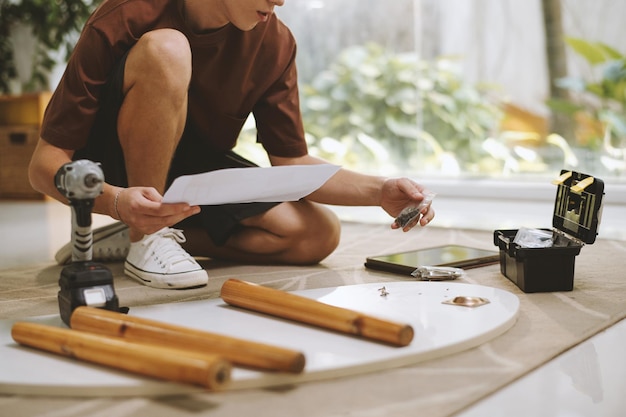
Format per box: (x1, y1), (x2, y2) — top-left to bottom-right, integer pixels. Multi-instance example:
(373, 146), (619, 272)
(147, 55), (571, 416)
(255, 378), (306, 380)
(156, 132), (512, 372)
(570, 176), (595, 194)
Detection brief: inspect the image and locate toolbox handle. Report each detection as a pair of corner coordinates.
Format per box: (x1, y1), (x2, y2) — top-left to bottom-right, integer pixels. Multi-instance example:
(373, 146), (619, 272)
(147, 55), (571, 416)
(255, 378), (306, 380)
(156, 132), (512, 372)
(497, 233), (518, 257)
(9, 132), (27, 145)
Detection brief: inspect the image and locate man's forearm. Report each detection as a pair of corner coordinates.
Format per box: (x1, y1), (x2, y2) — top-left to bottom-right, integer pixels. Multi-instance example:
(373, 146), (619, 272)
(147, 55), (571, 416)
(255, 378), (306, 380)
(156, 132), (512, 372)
(306, 168), (385, 207)
(269, 153), (385, 206)
(29, 138), (119, 219)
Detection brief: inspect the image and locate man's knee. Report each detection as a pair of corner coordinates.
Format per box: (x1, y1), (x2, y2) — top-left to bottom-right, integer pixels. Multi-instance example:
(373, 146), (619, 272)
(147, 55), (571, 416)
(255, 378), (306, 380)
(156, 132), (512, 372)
(291, 205), (341, 264)
(126, 29), (191, 92)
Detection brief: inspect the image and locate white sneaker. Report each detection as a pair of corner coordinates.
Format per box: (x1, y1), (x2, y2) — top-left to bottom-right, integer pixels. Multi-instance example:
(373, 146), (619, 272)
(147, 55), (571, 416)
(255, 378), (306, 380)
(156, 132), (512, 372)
(124, 227), (208, 289)
(55, 222), (130, 265)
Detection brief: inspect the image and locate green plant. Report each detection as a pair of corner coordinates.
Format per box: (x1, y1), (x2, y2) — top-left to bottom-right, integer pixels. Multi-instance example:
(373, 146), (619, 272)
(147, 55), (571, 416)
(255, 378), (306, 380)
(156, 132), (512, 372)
(298, 43), (503, 174)
(551, 38), (626, 156)
(0, 0), (97, 93)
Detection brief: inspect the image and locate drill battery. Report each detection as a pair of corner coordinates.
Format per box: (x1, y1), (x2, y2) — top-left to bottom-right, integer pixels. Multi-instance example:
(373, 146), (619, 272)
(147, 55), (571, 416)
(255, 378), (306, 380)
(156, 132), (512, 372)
(58, 261), (120, 326)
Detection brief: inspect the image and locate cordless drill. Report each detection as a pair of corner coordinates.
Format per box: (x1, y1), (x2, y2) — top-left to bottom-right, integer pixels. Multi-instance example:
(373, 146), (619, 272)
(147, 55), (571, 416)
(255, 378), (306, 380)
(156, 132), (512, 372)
(55, 159), (124, 326)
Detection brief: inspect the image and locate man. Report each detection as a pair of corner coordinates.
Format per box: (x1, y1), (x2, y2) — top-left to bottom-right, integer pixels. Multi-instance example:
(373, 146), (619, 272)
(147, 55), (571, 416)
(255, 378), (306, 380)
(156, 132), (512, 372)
(29, 0), (435, 290)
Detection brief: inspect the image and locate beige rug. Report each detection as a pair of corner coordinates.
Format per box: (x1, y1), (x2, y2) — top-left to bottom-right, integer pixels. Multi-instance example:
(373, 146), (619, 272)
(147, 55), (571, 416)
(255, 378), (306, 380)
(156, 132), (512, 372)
(1, 222), (625, 417)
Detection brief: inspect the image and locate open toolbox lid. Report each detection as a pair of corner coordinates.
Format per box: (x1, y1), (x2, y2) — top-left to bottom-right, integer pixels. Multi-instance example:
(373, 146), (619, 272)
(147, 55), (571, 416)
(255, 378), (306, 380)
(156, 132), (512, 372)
(551, 170), (604, 244)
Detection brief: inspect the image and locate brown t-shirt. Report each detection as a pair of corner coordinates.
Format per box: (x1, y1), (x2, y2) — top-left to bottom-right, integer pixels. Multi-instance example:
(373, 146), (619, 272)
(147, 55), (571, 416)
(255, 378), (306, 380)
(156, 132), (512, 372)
(41, 0), (308, 158)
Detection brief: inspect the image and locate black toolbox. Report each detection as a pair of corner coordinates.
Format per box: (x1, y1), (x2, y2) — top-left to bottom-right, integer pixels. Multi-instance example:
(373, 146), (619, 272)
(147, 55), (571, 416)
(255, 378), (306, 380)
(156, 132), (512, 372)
(493, 170), (604, 293)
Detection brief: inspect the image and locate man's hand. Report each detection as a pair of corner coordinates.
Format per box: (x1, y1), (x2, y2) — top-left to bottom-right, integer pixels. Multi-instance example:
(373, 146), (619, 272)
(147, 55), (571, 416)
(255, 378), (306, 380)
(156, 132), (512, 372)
(381, 178), (435, 231)
(268, 153), (435, 232)
(114, 186), (200, 235)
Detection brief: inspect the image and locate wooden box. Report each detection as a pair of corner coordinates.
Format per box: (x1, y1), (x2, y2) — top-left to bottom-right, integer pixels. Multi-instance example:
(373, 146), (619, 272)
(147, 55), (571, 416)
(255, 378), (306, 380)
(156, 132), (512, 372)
(0, 93), (50, 199)
(0, 93), (51, 126)
(0, 125), (41, 198)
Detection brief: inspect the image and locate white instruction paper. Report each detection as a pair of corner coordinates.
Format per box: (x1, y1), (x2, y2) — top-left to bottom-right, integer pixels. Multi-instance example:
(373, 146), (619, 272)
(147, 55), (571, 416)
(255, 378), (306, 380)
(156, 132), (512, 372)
(162, 164), (340, 205)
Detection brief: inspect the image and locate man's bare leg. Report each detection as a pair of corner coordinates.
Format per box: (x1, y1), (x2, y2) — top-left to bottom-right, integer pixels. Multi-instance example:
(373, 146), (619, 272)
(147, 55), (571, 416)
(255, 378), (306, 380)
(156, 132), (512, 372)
(112, 29), (208, 289)
(182, 200), (342, 265)
(117, 29), (191, 242)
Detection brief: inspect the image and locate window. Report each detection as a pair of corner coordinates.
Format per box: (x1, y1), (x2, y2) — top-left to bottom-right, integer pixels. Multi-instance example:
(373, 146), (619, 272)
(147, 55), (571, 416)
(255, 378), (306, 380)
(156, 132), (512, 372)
(236, 0), (626, 238)
(264, 0), (626, 179)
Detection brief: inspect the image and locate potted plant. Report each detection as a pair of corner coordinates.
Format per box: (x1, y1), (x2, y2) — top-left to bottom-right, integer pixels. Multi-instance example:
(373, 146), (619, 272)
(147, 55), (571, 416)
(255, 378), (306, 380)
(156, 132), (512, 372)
(297, 43), (503, 174)
(0, 0), (97, 94)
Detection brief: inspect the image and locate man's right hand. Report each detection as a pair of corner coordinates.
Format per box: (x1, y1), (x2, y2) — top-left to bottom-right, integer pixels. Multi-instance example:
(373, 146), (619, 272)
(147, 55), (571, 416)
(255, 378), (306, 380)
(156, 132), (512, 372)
(113, 186), (200, 236)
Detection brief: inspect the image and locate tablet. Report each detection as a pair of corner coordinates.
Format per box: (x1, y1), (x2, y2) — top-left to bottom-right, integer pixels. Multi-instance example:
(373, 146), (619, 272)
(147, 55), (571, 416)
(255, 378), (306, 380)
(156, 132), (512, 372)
(364, 245), (499, 276)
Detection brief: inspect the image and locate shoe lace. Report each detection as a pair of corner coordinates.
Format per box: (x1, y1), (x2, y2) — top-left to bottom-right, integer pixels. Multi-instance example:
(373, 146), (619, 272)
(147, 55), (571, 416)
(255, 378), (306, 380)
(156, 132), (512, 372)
(141, 228), (195, 270)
